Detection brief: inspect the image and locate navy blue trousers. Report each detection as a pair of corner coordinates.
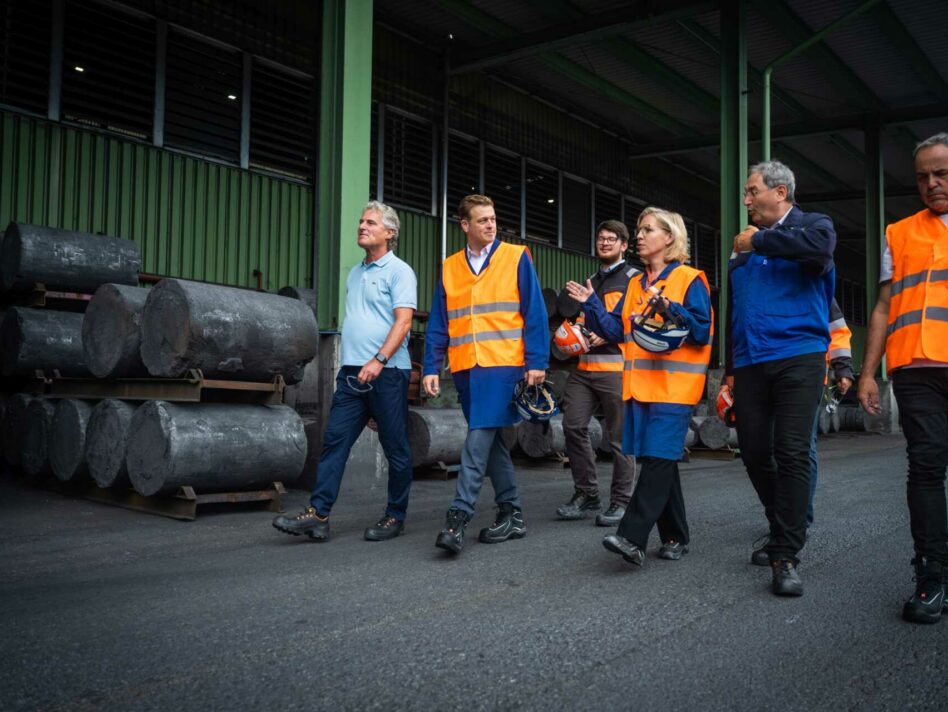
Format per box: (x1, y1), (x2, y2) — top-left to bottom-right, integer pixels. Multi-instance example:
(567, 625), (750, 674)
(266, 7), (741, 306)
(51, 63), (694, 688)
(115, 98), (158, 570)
(310, 366), (413, 522)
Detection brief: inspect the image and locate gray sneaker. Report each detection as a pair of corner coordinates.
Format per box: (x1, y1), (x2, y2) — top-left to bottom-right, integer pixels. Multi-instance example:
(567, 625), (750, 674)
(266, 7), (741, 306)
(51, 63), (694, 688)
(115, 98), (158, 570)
(595, 503), (626, 527)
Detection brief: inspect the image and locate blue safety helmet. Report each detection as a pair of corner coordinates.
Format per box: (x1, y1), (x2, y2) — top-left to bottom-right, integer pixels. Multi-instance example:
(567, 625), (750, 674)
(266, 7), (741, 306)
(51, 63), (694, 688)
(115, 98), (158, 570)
(513, 379), (559, 422)
(630, 317), (690, 353)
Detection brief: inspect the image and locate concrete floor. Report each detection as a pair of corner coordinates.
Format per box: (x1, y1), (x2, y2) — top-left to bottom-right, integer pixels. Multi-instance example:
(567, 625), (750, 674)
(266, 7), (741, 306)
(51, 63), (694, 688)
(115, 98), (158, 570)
(1, 431), (946, 711)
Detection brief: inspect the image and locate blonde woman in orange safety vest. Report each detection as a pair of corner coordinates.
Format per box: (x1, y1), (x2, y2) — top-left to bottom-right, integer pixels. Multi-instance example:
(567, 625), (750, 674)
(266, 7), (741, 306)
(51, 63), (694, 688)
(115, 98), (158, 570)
(565, 207), (712, 567)
(858, 132), (948, 624)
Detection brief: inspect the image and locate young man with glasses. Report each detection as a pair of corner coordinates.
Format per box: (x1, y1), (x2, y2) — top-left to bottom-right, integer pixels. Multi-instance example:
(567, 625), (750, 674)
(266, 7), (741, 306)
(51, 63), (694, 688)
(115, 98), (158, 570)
(556, 220), (640, 526)
(272, 201), (417, 543)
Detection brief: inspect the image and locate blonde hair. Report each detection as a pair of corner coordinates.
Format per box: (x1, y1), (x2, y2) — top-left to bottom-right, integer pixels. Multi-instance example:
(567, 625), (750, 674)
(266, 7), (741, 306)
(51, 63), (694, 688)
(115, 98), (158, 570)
(638, 206), (690, 263)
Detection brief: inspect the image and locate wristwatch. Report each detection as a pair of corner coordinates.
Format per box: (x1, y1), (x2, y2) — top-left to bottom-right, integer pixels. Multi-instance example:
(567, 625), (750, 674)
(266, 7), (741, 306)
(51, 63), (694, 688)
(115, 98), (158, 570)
(374, 352), (389, 365)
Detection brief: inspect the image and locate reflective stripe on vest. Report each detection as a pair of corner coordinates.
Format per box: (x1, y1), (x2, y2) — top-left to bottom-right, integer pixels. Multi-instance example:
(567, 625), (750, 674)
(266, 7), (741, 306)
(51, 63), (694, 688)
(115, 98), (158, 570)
(577, 266), (635, 373)
(578, 353), (624, 372)
(885, 209), (948, 373)
(443, 241), (526, 372)
(620, 265), (713, 405)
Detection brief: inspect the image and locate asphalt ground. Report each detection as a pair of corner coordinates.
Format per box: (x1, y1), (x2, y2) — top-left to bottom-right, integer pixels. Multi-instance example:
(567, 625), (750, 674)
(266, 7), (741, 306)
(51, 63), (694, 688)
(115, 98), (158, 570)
(1, 431), (946, 711)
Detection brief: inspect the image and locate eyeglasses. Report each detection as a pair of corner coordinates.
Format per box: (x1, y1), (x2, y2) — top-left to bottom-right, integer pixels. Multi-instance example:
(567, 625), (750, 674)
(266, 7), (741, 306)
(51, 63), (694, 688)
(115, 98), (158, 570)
(595, 235), (621, 245)
(346, 375), (373, 393)
(636, 226), (668, 236)
(742, 185), (777, 198)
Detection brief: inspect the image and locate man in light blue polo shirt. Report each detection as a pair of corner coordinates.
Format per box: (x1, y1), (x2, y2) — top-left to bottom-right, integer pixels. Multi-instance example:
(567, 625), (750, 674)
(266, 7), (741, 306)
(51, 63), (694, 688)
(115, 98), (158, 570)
(273, 201), (417, 543)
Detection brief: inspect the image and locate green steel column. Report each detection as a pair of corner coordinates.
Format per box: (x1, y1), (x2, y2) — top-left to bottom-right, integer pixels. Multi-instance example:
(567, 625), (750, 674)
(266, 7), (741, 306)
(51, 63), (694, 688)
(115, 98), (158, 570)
(317, 0), (374, 329)
(718, 0), (747, 364)
(864, 116), (884, 375)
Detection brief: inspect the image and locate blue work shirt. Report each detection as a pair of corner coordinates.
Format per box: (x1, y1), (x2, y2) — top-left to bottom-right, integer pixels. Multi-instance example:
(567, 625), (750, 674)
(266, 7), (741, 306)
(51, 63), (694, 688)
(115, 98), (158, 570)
(341, 250), (417, 370)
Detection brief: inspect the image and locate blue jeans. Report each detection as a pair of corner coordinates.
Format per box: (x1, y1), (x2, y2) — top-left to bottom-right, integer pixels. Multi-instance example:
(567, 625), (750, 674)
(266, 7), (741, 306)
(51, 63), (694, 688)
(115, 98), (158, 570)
(310, 366), (413, 521)
(807, 410), (819, 526)
(451, 428), (521, 515)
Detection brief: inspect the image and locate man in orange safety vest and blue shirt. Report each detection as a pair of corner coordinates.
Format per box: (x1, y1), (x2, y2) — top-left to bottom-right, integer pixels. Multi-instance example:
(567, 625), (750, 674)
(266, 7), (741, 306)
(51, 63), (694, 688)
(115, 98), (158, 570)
(859, 132), (948, 624)
(423, 194), (549, 555)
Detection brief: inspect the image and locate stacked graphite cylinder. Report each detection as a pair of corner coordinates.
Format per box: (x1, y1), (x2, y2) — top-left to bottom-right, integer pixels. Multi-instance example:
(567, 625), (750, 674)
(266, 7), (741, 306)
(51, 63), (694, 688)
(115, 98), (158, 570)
(1, 222), (315, 497)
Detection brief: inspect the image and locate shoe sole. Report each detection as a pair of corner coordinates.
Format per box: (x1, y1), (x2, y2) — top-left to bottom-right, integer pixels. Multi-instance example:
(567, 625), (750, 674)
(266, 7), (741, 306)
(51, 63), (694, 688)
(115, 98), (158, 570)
(772, 584), (804, 597)
(478, 529), (526, 544)
(595, 517), (622, 527)
(273, 522), (329, 541)
(602, 538), (644, 566)
(435, 534), (462, 554)
(556, 509), (600, 521)
(659, 546), (688, 560)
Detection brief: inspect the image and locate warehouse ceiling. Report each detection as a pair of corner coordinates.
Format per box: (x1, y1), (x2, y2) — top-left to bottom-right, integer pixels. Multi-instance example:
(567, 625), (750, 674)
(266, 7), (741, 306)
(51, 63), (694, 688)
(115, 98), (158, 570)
(374, 0), (948, 268)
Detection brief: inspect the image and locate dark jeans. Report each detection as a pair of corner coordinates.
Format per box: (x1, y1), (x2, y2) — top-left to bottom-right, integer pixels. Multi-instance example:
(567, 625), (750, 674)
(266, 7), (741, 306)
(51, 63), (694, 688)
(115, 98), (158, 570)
(563, 370), (637, 506)
(310, 366), (413, 521)
(734, 352), (825, 563)
(891, 368), (948, 564)
(616, 457), (688, 549)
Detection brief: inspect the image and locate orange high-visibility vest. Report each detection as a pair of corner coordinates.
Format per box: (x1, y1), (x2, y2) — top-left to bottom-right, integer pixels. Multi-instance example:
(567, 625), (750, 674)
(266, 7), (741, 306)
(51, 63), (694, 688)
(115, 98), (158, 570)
(577, 264), (638, 373)
(620, 265), (712, 405)
(885, 208), (948, 373)
(443, 241), (526, 373)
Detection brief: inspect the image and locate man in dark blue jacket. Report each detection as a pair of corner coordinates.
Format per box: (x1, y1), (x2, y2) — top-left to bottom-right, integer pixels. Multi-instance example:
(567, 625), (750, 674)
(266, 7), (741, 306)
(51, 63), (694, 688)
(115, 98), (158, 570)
(724, 160), (836, 597)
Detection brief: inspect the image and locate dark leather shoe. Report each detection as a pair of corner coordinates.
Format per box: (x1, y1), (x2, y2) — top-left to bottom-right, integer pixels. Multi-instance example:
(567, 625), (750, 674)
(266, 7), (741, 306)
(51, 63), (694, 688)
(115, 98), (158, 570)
(771, 559), (803, 597)
(751, 534), (770, 566)
(595, 503), (626, 527)
(659, 540), (688, 560)
(435, 508), (470, 554)
(556, 489), (602, 520)
(272, 506), (330, 541)
(602, 534), (645, 566)
(364, 514), (404, 542)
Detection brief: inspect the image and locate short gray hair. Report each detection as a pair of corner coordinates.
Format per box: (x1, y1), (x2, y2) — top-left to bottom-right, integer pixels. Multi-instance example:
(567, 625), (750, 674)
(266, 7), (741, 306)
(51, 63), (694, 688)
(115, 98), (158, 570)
(914, 133), (948, 158)
(363, 201), (401, 250)
(748, 160), (796, 203)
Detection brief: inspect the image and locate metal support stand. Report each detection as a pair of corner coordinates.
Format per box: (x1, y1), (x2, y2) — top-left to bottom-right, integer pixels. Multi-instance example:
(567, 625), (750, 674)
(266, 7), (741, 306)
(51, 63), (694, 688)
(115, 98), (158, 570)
(84, 482), (287, 521)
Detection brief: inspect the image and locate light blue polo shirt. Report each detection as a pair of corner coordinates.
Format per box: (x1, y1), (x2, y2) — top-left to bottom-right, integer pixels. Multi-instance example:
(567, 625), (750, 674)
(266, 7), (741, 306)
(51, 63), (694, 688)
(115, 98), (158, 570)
(340, 250), (417, 370)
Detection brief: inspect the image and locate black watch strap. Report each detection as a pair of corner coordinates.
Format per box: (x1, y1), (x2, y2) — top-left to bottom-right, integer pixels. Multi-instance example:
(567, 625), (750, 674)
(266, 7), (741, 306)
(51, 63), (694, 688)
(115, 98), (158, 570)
(374, 352), (389, 365)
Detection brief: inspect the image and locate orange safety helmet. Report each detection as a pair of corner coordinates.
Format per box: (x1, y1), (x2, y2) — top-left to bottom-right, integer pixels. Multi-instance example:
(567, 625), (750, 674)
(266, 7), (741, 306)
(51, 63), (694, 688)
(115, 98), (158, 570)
(553, 320), (591, 357)
(716, 384), (737, 427)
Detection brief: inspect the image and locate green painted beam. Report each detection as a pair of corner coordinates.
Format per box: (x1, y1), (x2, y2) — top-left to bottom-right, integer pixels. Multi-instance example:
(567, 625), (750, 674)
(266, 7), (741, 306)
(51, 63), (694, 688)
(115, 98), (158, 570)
(753, 0), (885, 112)
(718, 0), (747, 364)
(869, 2), (948, 102)
(864, 119), (884, 356)
(318, 0), (374, 329)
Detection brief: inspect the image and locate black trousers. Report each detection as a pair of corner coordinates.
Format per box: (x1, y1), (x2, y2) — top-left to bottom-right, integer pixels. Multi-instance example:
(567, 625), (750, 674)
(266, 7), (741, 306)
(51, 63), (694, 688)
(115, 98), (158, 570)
(734, 352), (825, 563)
(891, 367), (948, 564)
(616, 457), (689, 549)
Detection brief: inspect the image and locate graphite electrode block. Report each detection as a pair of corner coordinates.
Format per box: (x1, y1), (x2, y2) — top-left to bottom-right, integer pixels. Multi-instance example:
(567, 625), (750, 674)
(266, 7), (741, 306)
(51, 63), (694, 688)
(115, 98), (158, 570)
(139, 279), (319, 384)
(85, 399), (138, 489)
(1, 308), (87, 377)
(49, 399), (96, 482)
(22, 398), (56, 478)
(82, 284), (149, 378)
(1, 222), (140, 292)
(126, 401), (307, 497)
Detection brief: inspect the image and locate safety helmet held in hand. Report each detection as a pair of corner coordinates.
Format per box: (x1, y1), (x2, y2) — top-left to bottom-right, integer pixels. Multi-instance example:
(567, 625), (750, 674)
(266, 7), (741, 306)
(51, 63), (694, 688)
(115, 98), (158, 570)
(630, 317), (690, 353)
(513, 379), (559, 422)
(553, 320), (591, 357)
(716, 385), (737, 427)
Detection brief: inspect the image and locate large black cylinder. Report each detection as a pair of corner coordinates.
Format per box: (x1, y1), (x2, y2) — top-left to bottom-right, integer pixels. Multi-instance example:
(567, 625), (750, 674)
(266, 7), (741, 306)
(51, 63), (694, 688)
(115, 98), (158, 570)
(3, 393), (34, 466)
(126, 401), (307, 496)
(1, 307), (88, 376)
(1, 222), (140, 292)
(407, 408), (470, 468)
(82, 284), (149, 378)
(49, 399), (95, 482)
(140, 279), (319, 384)
(22, 398), (56, 477)
(277, 286), (318, 319)
(85, 399), (137, 488)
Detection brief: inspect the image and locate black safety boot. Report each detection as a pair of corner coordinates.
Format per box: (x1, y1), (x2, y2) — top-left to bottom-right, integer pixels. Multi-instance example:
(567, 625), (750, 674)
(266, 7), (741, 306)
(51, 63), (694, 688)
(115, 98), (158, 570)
(902, 556), (946, 624)
(750, 534), (770, 566)
(602, 534), (645, 566)
(364, 514), (404, 542)
(595, 503), (626, 527)
(771, 559), (803, 597)
(479, 503), (526, 543)
(659, 540), (689, 560)
(272, 506), (330, 541)
(435, 508), (470, 554)
(556, 489), (602, 520)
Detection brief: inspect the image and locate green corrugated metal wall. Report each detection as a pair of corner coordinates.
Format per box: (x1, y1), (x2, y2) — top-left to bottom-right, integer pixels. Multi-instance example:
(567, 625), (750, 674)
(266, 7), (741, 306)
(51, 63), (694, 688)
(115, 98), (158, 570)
(0, 111), (313, 292)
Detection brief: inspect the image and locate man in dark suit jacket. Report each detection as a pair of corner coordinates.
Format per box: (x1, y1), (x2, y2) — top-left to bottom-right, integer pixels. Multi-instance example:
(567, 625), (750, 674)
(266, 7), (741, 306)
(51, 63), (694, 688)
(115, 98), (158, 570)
(722, 160), (837, 597)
